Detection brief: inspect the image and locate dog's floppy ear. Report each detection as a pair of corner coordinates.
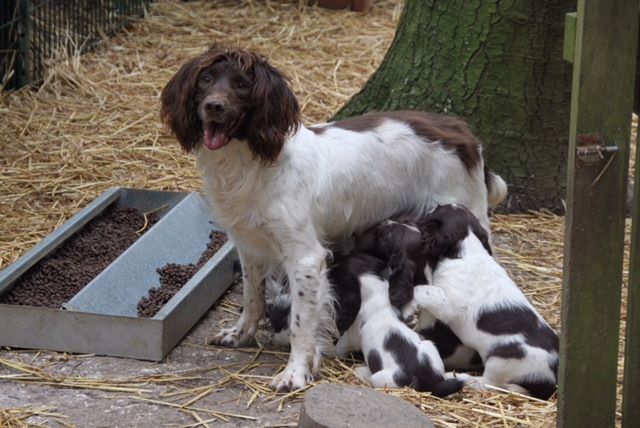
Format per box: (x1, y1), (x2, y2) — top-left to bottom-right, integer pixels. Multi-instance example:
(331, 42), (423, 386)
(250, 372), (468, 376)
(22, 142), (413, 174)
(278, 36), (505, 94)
(354, 226), (380, 257)
(160, 55), (205, 152)
(420, 217), (442, 252)
(247, 58), (300, 163)
(387, 251), (416, 310)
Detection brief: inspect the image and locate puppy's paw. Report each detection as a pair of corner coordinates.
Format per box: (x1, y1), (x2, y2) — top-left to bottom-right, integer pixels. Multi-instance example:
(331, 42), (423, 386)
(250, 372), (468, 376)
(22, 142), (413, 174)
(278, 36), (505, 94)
(270, 365), (313, 392)
(353, 365), (373, 382)
(413, 285), (446, 309)
(401, 300), (419, 328)
(209, 324), (256, 347)
(450, 373), (487, 391)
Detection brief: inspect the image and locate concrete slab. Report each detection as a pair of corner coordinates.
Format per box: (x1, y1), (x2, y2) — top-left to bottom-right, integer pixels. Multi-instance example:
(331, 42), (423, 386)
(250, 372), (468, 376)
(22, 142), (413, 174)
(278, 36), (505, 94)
(299, 383), (434, 428)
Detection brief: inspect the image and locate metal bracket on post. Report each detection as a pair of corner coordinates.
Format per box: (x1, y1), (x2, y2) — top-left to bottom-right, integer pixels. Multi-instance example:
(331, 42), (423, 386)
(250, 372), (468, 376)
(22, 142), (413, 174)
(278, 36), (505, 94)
(575, 134), (619, 166)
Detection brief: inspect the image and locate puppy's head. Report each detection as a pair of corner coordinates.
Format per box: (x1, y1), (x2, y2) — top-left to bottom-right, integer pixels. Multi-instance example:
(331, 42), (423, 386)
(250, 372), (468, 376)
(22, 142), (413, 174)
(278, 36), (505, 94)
(355, 219), (423, 261)
(329, 253), (386, 332)
(266, 294), (291, 348)
(160, 45), (300, 162)
(420, 204), (492, 270)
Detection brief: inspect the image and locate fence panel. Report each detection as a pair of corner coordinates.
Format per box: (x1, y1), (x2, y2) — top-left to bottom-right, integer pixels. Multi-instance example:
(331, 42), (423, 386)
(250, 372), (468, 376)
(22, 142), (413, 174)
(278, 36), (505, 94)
(1, 0), (148, 91)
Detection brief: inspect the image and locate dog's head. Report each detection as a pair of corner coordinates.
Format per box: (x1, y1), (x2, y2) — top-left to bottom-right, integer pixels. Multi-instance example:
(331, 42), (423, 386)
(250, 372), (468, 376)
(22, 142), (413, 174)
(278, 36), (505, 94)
(419, 204), (492, 270)
(355, 219), (423, 261)
(160, 45), (300, 162)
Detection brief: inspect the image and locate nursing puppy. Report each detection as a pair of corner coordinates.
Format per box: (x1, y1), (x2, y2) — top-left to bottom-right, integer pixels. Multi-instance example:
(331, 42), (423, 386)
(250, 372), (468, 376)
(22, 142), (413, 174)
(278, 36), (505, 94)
(356, 218), (482, 372)
(413, 204), (559, 400)
(334, 253), (463, 397)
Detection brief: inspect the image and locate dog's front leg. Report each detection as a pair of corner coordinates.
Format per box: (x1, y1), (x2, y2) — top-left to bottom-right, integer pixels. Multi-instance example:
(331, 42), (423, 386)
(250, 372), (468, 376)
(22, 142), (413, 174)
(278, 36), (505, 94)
(413, 285), (456, 324)
(210, 250), (266, 347)
(271, 245), (329, 392)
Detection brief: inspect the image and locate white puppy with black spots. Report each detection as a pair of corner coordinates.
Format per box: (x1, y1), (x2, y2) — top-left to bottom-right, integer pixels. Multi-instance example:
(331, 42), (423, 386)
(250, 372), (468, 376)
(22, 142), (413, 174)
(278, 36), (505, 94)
(412, 204), (559, 400)
(334, 253), (463, 398)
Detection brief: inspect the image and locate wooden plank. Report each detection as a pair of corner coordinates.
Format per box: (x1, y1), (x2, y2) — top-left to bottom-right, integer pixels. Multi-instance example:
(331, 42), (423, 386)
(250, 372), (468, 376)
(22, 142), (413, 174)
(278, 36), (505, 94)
(558, 1), (638, 427)
(622, 123), (640, 428)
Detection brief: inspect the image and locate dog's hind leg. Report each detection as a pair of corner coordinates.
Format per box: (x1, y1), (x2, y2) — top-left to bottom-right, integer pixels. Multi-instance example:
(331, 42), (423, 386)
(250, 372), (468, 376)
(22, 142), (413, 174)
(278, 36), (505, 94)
(369, 370), (401, 388)
(353, 365), (373, 383)
(210, 250), (267, 347)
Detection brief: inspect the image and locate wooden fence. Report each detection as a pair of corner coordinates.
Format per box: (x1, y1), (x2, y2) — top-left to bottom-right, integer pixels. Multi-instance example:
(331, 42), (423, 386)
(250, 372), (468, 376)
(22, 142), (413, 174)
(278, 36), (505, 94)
(560, 1), (639, 426)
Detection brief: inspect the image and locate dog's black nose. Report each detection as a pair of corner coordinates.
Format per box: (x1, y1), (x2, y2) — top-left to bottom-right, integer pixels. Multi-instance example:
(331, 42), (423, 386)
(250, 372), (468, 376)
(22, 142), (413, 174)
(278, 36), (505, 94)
(205, 101), (225, 113)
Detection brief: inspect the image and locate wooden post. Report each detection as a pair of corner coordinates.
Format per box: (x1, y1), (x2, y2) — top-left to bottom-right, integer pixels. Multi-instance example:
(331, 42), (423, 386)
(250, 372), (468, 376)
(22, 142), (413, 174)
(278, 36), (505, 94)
(622, 124), (640, 428)
(16, 0), (30, 88)
(559, 0), (638, 427)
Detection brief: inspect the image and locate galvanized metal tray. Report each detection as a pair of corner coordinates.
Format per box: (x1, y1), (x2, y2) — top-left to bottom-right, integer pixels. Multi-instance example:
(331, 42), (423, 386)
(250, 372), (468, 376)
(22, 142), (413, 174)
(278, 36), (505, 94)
(0, 187), (237, 361)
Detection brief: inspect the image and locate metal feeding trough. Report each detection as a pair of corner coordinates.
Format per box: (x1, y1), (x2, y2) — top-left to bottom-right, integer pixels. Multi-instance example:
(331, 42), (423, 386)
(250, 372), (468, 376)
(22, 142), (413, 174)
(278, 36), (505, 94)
(0, 188), (238, 361)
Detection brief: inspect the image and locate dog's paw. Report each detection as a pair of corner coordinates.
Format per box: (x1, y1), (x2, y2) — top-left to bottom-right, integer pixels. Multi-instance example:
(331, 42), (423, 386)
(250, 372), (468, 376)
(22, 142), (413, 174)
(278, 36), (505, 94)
(450, 373), (487, 391)
(404, 313), (419, 329)
(413, 285), (446, 309)
(209, 325), (256, 347)
(270, 365), (313, 392)
(401, 300), (418, 324)
(353, 365), (373, 382)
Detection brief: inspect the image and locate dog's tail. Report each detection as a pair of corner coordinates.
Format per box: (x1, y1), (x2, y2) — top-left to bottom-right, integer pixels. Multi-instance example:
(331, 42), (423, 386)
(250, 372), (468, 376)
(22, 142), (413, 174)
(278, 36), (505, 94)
(426, 377), (465, 398)
(414, 367), (465, 398)
(485, 168), (508, 209)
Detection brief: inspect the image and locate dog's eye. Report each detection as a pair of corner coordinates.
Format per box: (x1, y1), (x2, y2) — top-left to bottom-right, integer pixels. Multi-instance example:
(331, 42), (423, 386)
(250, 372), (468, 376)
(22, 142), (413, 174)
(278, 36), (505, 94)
(200, 74), (212, 84)
(236, 79), (251, 89)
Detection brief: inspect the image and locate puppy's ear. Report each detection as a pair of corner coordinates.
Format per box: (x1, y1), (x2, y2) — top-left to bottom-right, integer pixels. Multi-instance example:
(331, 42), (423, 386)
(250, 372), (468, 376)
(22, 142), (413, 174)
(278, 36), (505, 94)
(247, 59), (300, 163)
(420, 218), (442, 250)
(470, 216), (493, 255)
(388, 252), (416, 309)
(354, 226), (379, 256)
(160, 50), (216, 152)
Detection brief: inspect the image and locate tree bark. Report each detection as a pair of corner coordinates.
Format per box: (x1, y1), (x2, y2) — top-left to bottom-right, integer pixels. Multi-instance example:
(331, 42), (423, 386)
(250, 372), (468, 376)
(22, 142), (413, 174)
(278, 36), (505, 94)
(336, 0), (574, 212)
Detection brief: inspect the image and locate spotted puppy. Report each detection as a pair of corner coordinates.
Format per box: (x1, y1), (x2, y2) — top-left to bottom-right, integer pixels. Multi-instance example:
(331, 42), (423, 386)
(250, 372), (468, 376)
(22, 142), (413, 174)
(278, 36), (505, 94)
(356, 218), (482, 372)
(414, 204), (559, 400)
(334, 253), (463, 397)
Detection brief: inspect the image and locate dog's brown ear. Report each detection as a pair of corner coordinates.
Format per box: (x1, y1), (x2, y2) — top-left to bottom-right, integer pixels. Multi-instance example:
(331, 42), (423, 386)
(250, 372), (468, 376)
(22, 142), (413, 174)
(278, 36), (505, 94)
(469, 214), (493, 255)
(388, 251), (416, 309)
(160, 55), (207, 152)
(247, 58), (300, 163)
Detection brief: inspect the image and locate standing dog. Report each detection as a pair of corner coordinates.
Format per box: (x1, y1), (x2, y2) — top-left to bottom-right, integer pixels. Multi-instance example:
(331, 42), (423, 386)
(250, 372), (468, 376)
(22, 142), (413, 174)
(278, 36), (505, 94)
(160, 46), (507, 391)
(413, 204), (558, 399)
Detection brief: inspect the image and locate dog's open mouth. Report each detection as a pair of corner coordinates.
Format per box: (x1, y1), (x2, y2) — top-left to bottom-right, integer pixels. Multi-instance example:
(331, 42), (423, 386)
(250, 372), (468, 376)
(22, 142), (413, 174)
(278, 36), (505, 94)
(203, 116), (243, 151)
(204, 122), (230, 151)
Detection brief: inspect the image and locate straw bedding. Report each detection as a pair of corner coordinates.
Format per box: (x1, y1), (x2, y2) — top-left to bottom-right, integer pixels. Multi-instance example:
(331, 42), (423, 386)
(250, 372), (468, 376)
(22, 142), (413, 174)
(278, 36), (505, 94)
(0, 0), (634, 427)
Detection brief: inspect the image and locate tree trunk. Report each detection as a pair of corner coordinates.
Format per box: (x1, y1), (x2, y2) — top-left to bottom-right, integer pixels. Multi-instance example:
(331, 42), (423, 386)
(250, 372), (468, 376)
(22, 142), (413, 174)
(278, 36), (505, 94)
(336, 0), (574, 212)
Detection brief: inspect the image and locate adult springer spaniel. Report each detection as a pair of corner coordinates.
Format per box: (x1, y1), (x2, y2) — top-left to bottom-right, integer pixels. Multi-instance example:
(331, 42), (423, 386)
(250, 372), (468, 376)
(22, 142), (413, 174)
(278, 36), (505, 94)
(160, 46), (507, 391)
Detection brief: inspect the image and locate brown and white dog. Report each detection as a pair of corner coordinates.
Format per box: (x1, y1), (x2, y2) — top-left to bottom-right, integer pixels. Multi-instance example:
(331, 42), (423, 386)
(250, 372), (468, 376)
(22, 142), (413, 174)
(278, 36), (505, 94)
(160, 46), (507, 391)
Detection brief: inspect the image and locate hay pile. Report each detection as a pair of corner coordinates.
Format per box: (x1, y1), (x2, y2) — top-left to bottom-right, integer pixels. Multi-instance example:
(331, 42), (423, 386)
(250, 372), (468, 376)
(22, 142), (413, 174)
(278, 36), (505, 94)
(0, 0), (635, 427)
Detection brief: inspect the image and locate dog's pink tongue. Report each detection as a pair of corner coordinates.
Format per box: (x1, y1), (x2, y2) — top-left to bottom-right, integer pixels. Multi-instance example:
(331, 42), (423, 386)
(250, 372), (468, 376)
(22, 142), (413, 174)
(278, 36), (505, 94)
(204, 125), (228, 150)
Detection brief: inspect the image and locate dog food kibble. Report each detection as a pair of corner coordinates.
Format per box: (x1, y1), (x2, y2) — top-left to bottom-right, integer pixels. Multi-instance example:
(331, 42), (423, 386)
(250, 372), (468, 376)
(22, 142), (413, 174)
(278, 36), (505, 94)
(0, 207), (158, 308)
(136, 231), (228, 318)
